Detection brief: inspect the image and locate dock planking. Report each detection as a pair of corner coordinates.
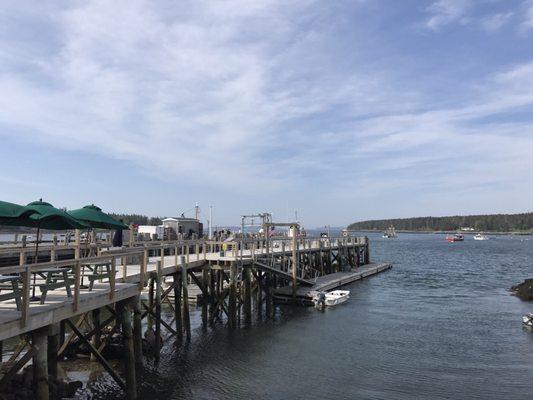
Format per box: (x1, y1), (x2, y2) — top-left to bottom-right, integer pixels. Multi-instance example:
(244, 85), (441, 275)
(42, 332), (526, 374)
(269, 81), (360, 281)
(274, 262), (392, 304)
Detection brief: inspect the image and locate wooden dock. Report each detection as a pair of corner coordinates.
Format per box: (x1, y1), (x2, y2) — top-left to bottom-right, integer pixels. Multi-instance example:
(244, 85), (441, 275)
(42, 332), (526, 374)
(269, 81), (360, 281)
(0, 234), (382, 399)
(274, 262), (392, 304)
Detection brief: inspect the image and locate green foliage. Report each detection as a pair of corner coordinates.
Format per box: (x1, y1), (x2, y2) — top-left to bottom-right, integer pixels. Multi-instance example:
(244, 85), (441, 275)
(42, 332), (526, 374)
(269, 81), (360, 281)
(108, 214), (163, 226)
(347, 213), (533, 232)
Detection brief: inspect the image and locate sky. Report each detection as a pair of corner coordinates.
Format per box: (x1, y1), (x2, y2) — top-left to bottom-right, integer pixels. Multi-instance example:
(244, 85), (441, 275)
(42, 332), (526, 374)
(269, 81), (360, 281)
(0, 0), (532, 228)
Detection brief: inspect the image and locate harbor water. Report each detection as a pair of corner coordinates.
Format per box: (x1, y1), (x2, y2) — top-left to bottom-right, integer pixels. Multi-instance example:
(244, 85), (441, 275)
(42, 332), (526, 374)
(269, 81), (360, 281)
(84, 233), (533, 399)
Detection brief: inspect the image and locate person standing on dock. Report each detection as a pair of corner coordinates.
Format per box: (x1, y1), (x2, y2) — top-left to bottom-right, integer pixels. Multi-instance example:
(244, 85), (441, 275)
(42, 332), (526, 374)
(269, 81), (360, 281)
(113, 220), (124, 247)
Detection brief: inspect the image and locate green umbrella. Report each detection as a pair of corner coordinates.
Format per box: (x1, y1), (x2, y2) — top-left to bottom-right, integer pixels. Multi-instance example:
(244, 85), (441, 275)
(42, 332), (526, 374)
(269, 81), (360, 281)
(7, 200), (88, 300)
(0, 200), (37, 220)
(68, 205), (129, 230)
(16, 200), (88, 230)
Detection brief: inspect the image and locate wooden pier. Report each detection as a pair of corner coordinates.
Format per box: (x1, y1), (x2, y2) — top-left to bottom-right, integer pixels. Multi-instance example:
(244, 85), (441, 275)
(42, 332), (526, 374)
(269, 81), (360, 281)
(0, 233), (390, 399)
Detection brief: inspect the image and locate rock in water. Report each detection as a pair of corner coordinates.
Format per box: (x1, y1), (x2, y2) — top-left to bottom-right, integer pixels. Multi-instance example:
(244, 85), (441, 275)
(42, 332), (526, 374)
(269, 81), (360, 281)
(510, 278), (533, 300)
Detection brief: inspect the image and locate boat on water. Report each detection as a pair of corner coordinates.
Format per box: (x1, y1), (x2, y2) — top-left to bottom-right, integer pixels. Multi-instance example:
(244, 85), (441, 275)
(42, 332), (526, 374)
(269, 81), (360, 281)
(313, 290), (350, 308)
(523, 313), (533, 327)
(382, 225), (397, 239)
(445, 234), (464, 242)
(473, 233), (489, 241)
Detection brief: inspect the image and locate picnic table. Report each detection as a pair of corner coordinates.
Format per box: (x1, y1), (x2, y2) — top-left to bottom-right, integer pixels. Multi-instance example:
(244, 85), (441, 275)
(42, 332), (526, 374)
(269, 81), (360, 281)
(35, 267), (73, 304)
(0, 275), (22, 311)
(80, 261), (114, 291)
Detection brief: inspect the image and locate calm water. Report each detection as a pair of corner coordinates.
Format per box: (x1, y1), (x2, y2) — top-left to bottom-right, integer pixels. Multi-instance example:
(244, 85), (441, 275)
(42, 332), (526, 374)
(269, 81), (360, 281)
(86, 233), (533, 399)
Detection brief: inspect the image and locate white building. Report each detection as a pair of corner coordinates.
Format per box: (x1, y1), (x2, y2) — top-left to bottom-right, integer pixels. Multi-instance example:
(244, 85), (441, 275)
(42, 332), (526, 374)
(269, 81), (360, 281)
(137, 225), (164, 240)
(162, 217), (203, 239)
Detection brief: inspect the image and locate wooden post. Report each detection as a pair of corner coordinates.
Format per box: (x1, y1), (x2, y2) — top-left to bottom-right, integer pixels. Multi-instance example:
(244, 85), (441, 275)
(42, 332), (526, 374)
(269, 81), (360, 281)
(244, 266), (252, 323)
(129, 224), (134, 247)
(201, 265), (209, 327)
(109, 258), (116, 300)
(32, 328), (49, 400)
(148, 277), (154, 330)
(133, 296), (143, 366)
(119, 301), (137, 400)
(59, 320), (66, 347)
(154, 261), (162, 362)
(208, 268), (216, 321)
(228, 262), (237, 329)
(73, 261), (81, 312)
(173, 272), (183, 339)
(91, 308), (101, 362)
(21, 265), (31, 328)
(74, 229), (80, 259)
(122, 255), (128, 280)
(47, 326), (59, 399)
(264, 273), (271, 317)
(51, 235), (57, 263)
(141, 247), (148, 288)
(180, 256), (191, 339)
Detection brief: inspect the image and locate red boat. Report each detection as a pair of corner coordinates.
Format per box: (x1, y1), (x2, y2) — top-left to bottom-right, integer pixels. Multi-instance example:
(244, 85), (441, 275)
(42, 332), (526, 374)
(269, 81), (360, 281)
(446, 234), (464, 242)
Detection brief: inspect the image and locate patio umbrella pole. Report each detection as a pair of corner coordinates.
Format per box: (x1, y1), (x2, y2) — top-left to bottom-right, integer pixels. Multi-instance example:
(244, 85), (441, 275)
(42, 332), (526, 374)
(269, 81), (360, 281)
(30, 224), (41, 301)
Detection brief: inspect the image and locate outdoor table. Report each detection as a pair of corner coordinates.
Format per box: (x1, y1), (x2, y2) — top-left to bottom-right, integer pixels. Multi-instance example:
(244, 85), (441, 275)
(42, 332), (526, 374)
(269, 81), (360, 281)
(81, 262), (113, 291)
(35, 267), (73, 304)
(0, 275), (22, 311)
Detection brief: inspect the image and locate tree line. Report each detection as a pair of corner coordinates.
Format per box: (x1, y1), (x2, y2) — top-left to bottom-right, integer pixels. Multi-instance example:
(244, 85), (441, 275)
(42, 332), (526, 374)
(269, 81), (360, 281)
(347, 212), (533, 232)
(108, 214), (163, 226)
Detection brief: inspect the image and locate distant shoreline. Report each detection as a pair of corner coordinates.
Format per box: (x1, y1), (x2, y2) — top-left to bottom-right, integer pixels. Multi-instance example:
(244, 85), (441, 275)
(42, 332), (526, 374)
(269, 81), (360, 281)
(349, 229), (533, 236)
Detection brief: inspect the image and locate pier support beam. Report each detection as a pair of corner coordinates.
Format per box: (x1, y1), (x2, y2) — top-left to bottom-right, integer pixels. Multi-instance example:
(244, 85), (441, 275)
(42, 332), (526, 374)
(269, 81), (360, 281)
(292, 231), (298, 301)
(173, 272), (183, 340)
(119, 300), (137, 400)
(228, 262), (237, 329)
(47, 326), (59, 400)
(154, 262), (162, 363)
(32, 328), (49, 400)
(243, 267), (252, 323)
(180, 256), (191, 340)
(91, 308), (101, 362)
(133, 296), (143, 366)
(201, 265), (209, 327)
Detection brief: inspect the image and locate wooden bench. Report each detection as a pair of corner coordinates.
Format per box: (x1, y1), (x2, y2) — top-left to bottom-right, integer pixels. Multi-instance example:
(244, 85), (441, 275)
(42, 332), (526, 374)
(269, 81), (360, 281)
(36, 267), (73, 304)
(0, 275), (22, 311)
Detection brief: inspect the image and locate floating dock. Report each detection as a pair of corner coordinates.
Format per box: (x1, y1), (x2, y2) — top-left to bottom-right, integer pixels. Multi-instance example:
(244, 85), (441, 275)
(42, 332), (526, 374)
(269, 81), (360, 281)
(274, 262), (392, 304)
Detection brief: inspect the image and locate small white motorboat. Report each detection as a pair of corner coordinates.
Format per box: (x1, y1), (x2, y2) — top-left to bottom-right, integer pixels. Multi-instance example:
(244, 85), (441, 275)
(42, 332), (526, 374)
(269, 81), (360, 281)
(325, 290), (350, 306)
(522, 313), (533, 327)
(474, 233), (489, 241)
(313, 290), (350, 308)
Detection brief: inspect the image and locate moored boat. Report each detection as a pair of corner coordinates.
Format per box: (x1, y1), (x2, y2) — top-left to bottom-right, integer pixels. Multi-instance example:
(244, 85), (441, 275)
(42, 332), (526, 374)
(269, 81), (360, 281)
(313, 290), (350, 308)
(523, 313), (533, 327)
(446, 234), (464, 242)
(382, 225), (397, 239)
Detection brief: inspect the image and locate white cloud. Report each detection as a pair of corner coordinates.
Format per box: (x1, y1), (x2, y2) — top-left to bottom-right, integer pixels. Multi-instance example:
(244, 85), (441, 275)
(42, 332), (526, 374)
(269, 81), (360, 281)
(425, 0), (472, 30)
(520, 0), (533, 32)
(481, 11), (513, 32)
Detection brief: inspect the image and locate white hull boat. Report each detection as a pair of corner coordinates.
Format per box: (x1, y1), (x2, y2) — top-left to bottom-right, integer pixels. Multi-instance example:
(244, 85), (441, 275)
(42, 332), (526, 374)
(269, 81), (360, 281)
(474, 234), (488, 241)
(313, 290), (350, 308)
(325, 290), (350, 306)
(523, 313), (533, 327)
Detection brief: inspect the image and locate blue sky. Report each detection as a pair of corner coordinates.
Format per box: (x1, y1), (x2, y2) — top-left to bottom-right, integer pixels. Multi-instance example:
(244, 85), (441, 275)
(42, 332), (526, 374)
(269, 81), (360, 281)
(1, 0), (532, 227)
